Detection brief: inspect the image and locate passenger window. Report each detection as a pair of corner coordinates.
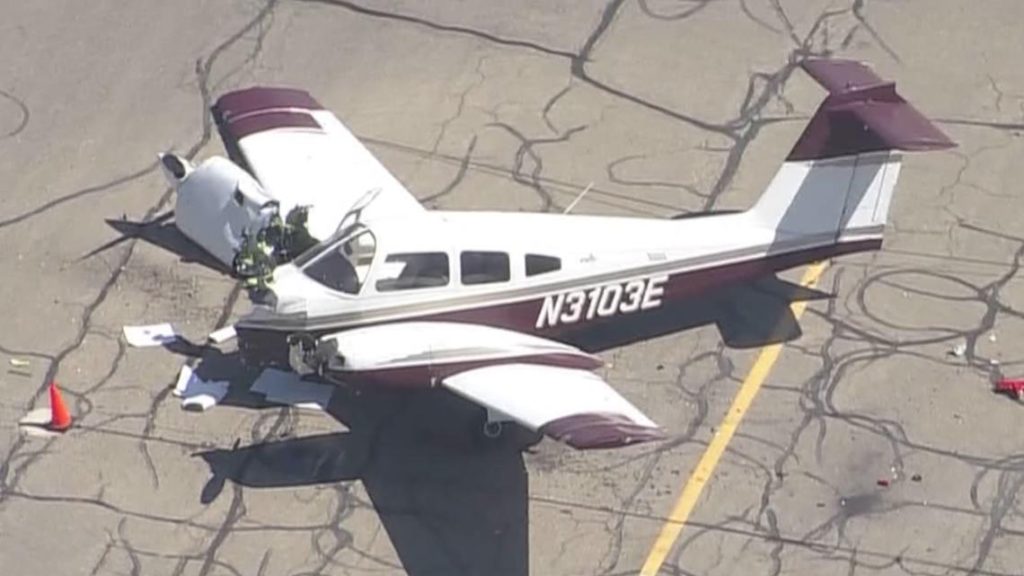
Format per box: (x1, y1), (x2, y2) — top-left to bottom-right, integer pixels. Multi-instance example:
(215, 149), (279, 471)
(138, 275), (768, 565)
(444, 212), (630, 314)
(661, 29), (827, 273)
(461, 251), (510, 285)
(525, 254), (561, 276)
(375, 253), (450, 291)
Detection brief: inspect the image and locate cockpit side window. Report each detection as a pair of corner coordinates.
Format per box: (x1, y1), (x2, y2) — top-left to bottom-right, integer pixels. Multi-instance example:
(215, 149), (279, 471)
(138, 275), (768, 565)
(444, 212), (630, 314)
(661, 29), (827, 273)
(526, 254), (561, 276)
(461, 251), (510, 285)
(301, 229), (376, 294)
(375, 252), (450, 291)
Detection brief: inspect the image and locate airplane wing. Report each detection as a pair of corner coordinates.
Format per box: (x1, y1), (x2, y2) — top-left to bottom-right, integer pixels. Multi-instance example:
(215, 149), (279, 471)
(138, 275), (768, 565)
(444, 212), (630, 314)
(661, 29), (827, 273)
(442, 363), (665, 450)
(305, 321), (666, 450)
(211, 87), (424, 239)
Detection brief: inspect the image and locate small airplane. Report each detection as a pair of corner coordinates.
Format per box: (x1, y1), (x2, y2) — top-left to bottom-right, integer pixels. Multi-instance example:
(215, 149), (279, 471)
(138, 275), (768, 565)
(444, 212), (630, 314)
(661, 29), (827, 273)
(157, 59), (955, 450)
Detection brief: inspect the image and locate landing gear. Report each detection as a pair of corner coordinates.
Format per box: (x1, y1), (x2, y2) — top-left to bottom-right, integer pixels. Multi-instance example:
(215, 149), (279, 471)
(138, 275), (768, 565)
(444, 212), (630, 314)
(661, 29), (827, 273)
(483, 420), (504, 439)
(473, 408), (521, 449)
(287, 333), (341, 377)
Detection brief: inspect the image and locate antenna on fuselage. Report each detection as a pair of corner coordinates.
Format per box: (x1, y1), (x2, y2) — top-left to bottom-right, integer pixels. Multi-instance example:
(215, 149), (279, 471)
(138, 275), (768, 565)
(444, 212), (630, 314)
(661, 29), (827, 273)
(563, 182), (594, 214)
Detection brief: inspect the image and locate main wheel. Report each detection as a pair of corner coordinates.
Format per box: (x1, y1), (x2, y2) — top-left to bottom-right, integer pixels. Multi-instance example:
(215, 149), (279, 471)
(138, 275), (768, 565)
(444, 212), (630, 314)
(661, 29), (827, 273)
(483, 420), (504, 439)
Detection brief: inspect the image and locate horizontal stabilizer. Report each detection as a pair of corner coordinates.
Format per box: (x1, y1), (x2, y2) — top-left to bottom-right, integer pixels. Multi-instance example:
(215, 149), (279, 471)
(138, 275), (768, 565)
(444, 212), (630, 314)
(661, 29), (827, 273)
(800, 58), (887, 95)
(788, 59), (956, 161)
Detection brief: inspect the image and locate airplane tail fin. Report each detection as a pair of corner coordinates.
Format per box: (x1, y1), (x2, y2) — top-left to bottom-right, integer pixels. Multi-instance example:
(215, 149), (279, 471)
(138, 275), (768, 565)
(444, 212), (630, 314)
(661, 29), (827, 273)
(749, 59), (955, 247)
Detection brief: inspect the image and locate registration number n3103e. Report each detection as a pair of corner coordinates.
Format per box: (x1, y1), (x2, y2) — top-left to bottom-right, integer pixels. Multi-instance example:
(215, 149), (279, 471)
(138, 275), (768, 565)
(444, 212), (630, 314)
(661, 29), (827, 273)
(536, 276), (667, 328)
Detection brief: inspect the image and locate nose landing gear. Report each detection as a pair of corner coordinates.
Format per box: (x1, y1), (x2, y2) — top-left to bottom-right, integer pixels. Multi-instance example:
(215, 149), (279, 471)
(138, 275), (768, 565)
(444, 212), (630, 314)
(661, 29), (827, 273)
(287, 333), (341, 377)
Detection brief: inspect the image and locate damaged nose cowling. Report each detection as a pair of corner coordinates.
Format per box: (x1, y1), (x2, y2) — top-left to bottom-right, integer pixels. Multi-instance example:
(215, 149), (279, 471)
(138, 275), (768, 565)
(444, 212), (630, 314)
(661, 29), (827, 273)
(162, 152), (276, 268)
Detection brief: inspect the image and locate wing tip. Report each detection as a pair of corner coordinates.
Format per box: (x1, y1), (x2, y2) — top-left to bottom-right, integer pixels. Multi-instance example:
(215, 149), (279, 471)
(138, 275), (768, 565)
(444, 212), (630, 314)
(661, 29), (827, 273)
(542, 413), (666, 450)
(214, 86), (323, 121)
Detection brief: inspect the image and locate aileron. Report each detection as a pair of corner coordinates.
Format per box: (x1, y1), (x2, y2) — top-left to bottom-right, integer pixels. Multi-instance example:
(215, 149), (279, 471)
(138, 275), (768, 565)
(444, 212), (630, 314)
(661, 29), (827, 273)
(442, 363), (664, 450)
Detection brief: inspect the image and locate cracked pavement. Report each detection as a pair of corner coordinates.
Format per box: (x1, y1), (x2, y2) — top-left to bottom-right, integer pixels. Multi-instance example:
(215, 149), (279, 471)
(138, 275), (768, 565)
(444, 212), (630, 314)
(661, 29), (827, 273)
(2, 1), (1024, 574)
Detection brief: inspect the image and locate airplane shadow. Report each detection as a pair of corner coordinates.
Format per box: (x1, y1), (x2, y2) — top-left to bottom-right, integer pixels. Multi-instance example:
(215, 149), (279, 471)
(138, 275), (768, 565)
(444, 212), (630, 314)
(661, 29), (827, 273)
(567, 274), (832, 353)
(192, 349), (532, 576)
(83, 214), (231, 273)
(178, 260), (829, 576)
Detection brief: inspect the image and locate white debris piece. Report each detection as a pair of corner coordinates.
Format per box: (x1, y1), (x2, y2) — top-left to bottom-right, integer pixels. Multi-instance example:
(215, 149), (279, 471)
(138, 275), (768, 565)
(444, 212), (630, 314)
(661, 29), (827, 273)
(251, 368), (333, 411)
(181, 381), (229, 412)
(18, 408), (61, 438)
(123, 323), (178, 347)
(174, 364), (229, 411)
(173, 364), (193, 397)
(949, 342), (966, 357)
(208, 325), (237, 344)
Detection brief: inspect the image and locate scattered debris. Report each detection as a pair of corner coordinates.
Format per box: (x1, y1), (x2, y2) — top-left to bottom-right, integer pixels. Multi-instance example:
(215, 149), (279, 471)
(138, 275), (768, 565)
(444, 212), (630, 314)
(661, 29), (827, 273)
(251, 368), (333, 411)
(911, 474), (922, 482)
(123, 323), (178, 347)
(9, 358), (29, 367)
(207, 325), (237, 344)
(20, 383), (73, 435)
(988, 333), (997, 343)
(174, 364), (228, 411)
(18, 408), (60, 438)
(877, 479), (891, 487)
(995, 378), (1024, 401)
(948, 342), (967, 358)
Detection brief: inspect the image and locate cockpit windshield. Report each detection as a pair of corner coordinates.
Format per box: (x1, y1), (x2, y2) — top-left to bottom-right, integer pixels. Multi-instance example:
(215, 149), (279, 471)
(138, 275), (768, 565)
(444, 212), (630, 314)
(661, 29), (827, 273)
(291, 222), (360, 268)
(299, 225), (377, 294)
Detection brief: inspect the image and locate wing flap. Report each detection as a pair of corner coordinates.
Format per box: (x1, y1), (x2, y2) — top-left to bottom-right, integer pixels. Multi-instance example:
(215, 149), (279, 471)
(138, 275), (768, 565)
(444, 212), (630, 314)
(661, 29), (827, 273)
(443, 363), (664, 450)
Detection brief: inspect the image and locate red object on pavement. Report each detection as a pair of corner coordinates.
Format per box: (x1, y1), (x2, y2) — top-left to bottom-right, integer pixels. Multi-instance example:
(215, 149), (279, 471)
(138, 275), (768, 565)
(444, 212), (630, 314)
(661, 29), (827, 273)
(995, 378), (1024, 400)
(48, 382), (73, 431)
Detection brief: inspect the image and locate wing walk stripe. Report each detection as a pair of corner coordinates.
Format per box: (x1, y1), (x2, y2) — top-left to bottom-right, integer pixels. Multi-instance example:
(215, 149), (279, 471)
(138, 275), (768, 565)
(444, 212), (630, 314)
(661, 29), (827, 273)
(215, 87), (324, 120)
(225, 110), (322, 139)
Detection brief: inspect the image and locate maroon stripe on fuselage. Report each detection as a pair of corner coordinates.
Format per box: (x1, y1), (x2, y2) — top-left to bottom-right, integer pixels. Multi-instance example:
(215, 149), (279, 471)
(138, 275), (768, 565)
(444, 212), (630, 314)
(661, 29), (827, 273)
(225, 111), (321, 139)
(215, 87), (323, 121)
(235, 238), (882, 376)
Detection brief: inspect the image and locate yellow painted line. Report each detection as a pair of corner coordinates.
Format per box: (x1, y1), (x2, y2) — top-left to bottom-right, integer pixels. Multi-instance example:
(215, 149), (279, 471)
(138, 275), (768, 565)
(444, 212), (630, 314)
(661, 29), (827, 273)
(639, 261), (829, 576)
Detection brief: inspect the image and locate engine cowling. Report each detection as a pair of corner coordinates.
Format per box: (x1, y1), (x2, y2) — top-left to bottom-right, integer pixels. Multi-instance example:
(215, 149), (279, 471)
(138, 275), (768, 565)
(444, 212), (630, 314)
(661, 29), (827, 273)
(162, 153), (276, 268)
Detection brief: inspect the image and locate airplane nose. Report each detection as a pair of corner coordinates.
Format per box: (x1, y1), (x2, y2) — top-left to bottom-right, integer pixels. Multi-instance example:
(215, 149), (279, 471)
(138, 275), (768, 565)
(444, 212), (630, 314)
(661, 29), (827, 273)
(274, 292), (307, 315)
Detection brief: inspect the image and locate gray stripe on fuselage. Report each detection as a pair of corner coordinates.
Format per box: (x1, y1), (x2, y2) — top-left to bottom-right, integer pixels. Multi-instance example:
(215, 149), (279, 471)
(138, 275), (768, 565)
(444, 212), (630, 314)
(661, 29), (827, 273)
(238, 229), (883, 332)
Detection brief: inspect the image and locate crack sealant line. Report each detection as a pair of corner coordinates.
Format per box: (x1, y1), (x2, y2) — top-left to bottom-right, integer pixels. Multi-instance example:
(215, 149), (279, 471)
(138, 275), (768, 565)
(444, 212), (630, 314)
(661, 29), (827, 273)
(639, 260), (828, 576)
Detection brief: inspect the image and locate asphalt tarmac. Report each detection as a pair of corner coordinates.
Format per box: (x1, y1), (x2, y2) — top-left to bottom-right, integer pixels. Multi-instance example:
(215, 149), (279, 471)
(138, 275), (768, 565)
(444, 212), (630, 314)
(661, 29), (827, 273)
(2, 1), (1023, 575)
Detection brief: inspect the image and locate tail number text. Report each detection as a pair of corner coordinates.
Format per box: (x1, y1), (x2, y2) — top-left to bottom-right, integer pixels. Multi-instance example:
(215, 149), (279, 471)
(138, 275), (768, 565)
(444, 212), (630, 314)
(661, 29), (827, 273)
(536, 276), (667, 329)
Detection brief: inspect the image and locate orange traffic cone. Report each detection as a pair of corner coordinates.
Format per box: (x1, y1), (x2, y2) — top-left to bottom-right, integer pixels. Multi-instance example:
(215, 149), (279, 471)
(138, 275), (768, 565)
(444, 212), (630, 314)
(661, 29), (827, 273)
(48, 382), (72, 431)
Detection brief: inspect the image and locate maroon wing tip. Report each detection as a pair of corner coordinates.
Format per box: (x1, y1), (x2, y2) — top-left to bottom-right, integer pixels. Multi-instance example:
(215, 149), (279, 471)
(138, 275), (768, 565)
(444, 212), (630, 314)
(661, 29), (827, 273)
(214, 86), (324, 122)
(541, 413), (666, 450)
(212, 87), (326, 142)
